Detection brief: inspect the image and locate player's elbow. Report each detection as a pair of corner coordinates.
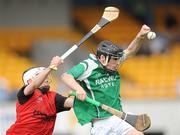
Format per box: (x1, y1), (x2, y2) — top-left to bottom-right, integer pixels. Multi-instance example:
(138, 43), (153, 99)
(23, 85), (36, 96)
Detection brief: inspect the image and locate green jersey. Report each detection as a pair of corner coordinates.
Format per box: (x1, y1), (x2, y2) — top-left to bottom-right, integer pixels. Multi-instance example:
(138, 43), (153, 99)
(67, 54), (122, 125)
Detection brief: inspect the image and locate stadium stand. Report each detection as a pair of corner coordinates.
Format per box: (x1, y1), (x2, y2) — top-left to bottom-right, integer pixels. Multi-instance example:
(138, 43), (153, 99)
(120, 43), (180, 99)
(72, 6), (180, 99)
(154, 5), (180, 32)
(0, 46), (34, 90)
(0, 27), (96, 92)
(1, 6), (180, 99)
(0, 27), (96, 53)
(73, 6), (141, 44)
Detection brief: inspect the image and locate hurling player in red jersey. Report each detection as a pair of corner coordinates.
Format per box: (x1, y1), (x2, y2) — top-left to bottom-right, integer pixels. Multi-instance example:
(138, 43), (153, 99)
(6, 56), (74, 135)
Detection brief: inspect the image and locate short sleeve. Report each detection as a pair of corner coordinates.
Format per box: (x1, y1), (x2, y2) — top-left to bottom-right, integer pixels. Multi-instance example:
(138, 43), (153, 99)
(55, 94), (71, 113)
(17, 86), (34, 104)
(66, 62), (87, 79)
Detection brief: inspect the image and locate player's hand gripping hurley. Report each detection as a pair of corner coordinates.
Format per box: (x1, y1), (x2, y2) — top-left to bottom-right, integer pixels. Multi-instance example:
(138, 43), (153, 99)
(69, 92), (151, 132)
(51, 7), (119, 70)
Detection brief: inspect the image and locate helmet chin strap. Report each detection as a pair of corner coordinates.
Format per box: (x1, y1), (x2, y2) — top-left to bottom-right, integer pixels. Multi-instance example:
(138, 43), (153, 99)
(100, 55), (117, 74)
(102, 55), (109, 66)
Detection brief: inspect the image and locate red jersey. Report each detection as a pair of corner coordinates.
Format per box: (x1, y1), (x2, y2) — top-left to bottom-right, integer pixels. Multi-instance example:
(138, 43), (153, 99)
(6, 89), (57, 135)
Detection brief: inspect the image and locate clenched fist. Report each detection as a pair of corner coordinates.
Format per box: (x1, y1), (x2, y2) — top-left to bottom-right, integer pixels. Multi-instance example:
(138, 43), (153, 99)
(49, 56), (63, 70)
(137, 24), (151, 38)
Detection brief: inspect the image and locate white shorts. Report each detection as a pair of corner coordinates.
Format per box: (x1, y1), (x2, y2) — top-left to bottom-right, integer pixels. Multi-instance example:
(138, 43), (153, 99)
(91, 115), (134, 135)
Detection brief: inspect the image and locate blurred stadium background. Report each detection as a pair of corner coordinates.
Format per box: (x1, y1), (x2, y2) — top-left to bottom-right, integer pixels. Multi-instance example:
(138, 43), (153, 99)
(0, 0), (180, 135)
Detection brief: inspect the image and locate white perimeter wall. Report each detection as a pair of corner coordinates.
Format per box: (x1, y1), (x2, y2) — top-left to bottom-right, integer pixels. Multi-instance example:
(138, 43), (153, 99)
(1, 100), (180, 135)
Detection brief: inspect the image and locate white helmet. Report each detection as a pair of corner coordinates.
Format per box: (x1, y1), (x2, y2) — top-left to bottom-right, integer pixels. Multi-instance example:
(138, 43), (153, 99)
(22, 67), (46, 85)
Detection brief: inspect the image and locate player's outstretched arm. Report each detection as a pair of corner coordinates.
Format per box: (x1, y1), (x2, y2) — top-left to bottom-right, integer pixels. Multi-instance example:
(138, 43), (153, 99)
(61, 73), (86, 101)
(24, 56), (63, 96)
(124, 24), (151, 59)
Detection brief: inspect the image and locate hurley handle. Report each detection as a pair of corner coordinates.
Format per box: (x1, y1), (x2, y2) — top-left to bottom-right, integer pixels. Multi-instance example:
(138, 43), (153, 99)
(69, 91), (101, 106)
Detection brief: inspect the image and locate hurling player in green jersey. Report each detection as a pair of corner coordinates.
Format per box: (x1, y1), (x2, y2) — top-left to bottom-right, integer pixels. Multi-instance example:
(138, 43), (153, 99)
(61, 25), (151, 135)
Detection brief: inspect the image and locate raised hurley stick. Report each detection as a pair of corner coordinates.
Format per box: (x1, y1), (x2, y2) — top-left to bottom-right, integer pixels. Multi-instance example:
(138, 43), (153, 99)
(69, 92), (151, 132)
(52, 7), (119, 70)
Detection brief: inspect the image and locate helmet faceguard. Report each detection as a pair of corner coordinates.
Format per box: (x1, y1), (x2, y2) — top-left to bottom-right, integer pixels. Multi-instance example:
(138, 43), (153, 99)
(96, 40), (124, 67)
(96, 40), (124, 73)
(97, 40), (123, 59)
